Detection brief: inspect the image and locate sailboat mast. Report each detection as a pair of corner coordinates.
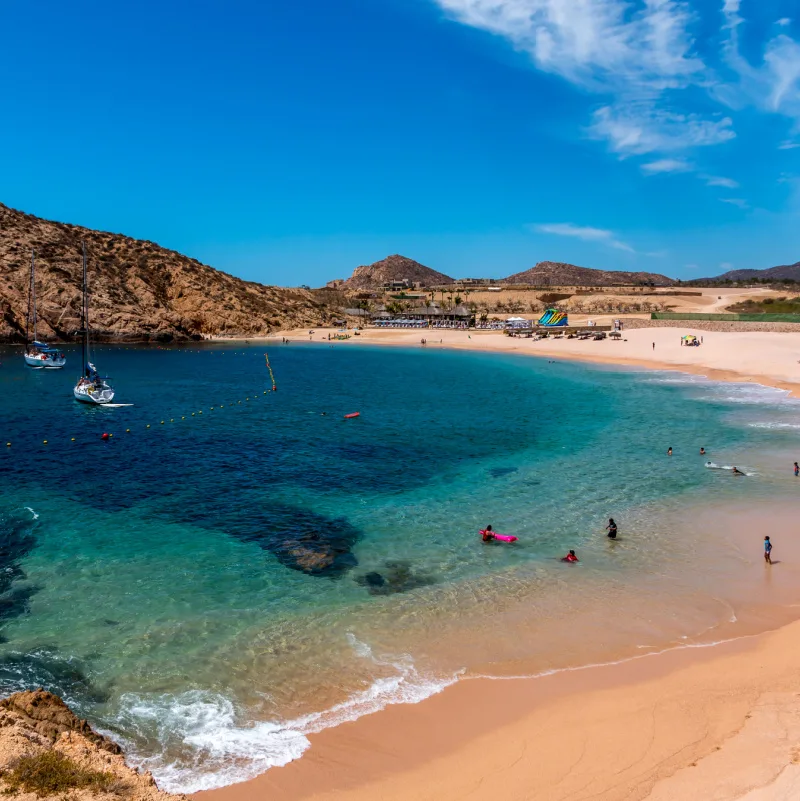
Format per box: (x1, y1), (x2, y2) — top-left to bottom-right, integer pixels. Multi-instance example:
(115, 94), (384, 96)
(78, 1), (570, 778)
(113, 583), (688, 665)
(81, 241), (88, 373)
(31, 251), (37, 343)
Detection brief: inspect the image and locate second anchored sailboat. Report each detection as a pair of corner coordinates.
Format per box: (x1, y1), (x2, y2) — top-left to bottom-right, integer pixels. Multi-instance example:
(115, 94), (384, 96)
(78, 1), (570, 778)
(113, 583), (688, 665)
(73, 242), (115, 404)
(24, 250), (66, 369)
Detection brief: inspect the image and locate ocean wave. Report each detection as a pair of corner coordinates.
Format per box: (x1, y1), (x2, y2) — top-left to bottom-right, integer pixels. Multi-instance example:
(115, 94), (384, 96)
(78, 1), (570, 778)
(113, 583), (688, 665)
(112, 636), (460, 794)
(747, 421), (800, 430)
(704, 462), (755, 476)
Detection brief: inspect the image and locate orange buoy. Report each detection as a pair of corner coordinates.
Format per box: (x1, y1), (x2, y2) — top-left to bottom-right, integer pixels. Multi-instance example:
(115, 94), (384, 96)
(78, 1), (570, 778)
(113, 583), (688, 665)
(344, 412), (360, 419)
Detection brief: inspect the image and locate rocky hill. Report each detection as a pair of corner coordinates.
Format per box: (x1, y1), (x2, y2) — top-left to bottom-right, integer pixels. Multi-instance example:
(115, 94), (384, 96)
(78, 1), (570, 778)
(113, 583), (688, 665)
(698, 261), (800, 283)
(0, 689), (183, 801)
(344, 255), (454, 289)
(504, 261), (676, 287)
(0, 202), (335, 343)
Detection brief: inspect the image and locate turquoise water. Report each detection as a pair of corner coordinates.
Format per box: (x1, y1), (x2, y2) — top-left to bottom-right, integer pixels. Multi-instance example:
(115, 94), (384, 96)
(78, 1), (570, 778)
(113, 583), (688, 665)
(1, 343), (799, 791)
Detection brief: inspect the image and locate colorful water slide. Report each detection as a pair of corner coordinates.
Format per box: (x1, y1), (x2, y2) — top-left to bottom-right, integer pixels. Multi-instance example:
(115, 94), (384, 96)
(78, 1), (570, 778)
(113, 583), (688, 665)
(538, 308), (568, 327)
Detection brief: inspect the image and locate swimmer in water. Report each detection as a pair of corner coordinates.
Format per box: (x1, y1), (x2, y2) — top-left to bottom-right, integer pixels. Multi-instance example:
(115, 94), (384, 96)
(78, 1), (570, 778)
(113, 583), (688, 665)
(667, 447), (673, 456)
(606, 518), (618, 539)
(732, 466), (745, 476)
(764, 536), (772, 565)
(561, 550), (579, 563)
(699, 447), (706, 455)
(481, 525), (496, 542)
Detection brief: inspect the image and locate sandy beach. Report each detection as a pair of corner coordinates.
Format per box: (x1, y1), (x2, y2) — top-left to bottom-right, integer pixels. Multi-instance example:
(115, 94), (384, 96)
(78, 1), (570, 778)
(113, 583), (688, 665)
(201, 617), (800, 801)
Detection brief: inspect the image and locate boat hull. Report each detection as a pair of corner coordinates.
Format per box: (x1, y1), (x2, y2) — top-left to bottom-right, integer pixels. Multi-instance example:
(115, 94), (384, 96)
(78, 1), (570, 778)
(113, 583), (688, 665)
(73, 385), (115, 404)
(24, 353), (66, 369)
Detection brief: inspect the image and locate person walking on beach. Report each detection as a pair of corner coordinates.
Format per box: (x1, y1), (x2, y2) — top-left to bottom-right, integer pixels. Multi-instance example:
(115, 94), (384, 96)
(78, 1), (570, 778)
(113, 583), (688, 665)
(764, 536), (773, 565)
(794, 461), (799, 477)
(652, 342), (655, 351)
(606, 518), (617, 539)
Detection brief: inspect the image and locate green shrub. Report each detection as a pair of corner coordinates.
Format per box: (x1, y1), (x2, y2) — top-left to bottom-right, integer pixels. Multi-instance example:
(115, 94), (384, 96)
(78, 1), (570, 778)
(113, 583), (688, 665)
(1, 750), (123, 797)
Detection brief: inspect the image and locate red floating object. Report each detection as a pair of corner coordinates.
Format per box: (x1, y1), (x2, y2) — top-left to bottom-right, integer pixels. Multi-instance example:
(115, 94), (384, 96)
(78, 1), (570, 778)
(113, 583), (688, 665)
(101, 432), (110, 440)
(344, 412), (360, 419)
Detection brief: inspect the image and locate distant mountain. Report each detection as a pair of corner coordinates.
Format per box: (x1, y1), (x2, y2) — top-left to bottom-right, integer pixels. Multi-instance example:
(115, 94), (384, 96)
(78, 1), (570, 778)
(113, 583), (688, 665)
(697, 261), (800, 283)
(504, 261), (676, 287)
(343, 255), (454, 289)
(0, 202), (334, 342)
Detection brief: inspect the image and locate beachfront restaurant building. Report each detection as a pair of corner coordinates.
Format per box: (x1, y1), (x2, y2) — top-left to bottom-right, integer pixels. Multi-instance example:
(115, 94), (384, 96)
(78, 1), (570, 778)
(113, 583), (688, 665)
(403, 304), (474, 327)
(371, 304), (475, 328)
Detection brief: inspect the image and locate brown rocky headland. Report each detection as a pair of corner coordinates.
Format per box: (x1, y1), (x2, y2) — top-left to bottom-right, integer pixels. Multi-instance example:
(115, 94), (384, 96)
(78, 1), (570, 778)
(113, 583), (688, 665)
(0, 203), (336, 343)
(0, 689), (184, 801)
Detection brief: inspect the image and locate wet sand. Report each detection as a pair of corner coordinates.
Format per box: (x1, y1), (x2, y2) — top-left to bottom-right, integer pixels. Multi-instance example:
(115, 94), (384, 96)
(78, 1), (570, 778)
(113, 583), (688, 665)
(200, 617), (800, 801)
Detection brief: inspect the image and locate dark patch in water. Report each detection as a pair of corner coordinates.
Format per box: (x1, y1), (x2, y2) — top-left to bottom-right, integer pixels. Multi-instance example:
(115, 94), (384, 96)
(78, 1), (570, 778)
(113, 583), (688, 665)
(0, 649), (109, 704)
(0, 510), (39, 631)
(488, 467), (518, 479)
(235, 506), (360, 577)
(356, 561), (436, 595)
(103, 619), (120, 627)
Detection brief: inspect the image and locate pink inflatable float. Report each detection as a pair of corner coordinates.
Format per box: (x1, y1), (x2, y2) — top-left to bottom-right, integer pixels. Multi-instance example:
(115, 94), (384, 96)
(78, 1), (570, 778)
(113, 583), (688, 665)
(480, 529), (518, 543)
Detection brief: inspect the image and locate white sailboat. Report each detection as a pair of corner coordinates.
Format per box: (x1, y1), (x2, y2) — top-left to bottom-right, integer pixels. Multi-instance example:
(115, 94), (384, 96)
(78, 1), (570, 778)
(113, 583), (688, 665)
(73, 242), (115, 404)
(24, 250), (66, 369)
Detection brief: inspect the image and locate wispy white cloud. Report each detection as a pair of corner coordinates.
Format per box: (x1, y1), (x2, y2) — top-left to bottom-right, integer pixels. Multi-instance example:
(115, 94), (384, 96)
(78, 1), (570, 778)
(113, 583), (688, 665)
(777, 18), (791, 28)
(641, 158), (692, 174)
(433, 0), (702, 93)
(702, 174), (739, 188)
(532, 221), (634, 252)
(722, 3), (800, 124)
(588, 105), (734, 155)
(432, 0), (730, 157)
(779, 140), (800, 149)
(720, 197), (748, 208)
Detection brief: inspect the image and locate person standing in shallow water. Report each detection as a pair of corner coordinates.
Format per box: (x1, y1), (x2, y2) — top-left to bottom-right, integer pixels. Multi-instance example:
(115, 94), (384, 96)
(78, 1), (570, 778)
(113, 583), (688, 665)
(794, 461), (799, 477)
(606, 518), (617, 539)
(764, 536), (773, 565)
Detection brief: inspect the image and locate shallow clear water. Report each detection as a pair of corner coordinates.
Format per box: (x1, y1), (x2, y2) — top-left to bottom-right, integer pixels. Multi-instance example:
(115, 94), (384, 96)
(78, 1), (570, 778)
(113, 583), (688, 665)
(1, 342), (799, 791)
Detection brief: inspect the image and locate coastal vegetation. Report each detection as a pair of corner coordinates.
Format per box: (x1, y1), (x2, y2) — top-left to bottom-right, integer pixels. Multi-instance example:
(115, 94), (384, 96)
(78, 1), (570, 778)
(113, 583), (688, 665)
(727, 296), (800, 314)
(0, 751), (120, 797)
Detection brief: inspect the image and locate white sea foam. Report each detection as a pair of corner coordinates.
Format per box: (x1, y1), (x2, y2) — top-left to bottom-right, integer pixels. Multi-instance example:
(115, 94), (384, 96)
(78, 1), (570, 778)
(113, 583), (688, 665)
(115, 636), (460, 794)
(23, 507), (39, 520)
(747, 421), (800, 431)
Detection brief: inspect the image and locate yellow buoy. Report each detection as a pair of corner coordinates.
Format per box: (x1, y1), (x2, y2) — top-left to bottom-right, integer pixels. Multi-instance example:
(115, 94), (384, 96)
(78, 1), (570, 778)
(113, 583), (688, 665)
(161, 421), (165, 425)
(170, 419), (174, 422)
(182, 416), (185, 420)
(43, 440), (48, 445)
(147, 424), (151, 428)
(126, 429), (130, 433)
(109, 434), (113, 438)
(191, 413), (195, 416)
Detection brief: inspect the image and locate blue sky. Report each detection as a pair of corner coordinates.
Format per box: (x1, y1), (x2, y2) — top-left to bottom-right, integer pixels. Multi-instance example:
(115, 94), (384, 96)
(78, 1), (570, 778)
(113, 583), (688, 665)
(1, 0), (799, 285)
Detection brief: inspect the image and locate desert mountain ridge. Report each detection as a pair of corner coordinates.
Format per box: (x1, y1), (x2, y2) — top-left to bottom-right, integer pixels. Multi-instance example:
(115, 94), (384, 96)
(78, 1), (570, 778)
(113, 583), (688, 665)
(503, 261), (676, 287)
(343, 254), (455, 289)
(693, 261), (800, 283)
(0, 202), (335, 342)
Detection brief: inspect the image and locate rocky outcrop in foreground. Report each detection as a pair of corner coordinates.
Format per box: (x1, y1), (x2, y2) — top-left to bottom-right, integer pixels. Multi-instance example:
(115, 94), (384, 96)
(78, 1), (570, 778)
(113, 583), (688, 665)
(0, 690), (183, 801)
(0, 202), (335, 342)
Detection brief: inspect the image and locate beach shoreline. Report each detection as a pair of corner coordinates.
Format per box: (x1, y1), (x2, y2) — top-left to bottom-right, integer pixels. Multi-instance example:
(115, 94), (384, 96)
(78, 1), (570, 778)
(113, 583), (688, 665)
(271, 324), (800, 398)
(199, 614), (800, 801)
